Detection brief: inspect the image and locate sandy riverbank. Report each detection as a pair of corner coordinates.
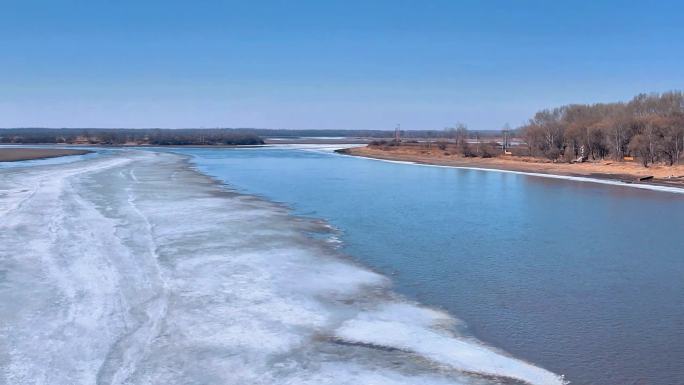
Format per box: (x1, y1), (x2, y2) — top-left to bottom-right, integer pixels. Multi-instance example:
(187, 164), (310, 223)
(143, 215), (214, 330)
(340, 145), (684, 190)
(0, 148), (92, 162)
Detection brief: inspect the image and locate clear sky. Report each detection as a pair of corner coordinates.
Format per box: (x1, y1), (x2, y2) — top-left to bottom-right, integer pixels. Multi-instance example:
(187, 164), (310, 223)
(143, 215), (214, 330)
(1, 0), (683, 130)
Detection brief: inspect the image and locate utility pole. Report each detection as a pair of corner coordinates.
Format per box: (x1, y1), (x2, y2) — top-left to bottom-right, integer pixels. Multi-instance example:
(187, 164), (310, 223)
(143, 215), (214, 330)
(502, 123), (511, 152)
(395, 124), (401, 142)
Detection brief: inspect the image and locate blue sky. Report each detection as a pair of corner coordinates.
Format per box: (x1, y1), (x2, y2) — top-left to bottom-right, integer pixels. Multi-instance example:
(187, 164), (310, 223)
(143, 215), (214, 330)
(1, 0), (683, 130)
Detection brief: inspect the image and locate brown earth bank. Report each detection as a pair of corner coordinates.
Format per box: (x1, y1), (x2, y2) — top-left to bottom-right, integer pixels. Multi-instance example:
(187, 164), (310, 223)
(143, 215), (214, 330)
(0, 148), (92, 162)
(339, 145), (684, 190)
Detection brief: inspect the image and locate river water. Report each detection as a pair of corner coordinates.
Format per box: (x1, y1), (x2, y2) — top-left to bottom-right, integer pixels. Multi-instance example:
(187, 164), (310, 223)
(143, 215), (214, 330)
(2, 146), (682, 385)
(179, 146), (684, 385)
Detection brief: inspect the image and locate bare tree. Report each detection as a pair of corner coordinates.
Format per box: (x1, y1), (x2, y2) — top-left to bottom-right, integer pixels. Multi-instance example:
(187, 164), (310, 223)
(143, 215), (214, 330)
(517, 90), (684, 167)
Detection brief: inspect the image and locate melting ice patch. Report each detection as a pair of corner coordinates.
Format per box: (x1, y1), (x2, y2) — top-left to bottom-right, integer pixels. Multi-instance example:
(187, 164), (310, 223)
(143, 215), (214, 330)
(0, 150), (566, 385)
(335, 303), (565, 385)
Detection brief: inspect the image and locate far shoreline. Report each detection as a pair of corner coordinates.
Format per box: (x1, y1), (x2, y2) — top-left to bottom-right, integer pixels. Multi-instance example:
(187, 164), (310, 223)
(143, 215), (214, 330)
(337, 146), (684, 193)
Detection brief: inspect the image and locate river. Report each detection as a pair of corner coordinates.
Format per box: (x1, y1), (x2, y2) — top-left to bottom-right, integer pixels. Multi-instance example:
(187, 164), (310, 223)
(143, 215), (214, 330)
(180, 145), (684, 385)
(2, 146), (682, 385)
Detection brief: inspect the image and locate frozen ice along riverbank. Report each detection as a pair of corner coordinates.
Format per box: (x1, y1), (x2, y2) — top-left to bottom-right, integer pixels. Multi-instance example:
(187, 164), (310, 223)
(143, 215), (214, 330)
(0, 150), (565, 385)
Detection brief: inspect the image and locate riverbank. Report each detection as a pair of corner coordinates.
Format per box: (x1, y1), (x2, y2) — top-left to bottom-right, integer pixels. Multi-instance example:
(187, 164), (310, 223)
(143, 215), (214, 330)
(339, 145), (684, 190)
(0, 148), (92, 162)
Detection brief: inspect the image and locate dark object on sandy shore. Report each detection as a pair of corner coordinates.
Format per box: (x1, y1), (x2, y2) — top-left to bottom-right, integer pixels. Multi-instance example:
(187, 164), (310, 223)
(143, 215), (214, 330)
(638, 175), (654, 181)
(0, 148), (92, 162)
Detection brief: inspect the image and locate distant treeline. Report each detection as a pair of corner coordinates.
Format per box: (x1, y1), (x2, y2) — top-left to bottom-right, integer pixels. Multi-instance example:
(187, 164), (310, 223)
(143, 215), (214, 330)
(0, 128), (264, 146)
(370, 123), (503, 159)
(251, 128), (500, 139)
(0, 127), (501, 144)
(519, 91), (684, 166)
(252, 129), (392, 138)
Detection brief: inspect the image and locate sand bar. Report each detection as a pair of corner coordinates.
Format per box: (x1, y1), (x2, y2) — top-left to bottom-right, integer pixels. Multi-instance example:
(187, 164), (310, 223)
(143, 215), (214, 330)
(0, 148), (92, 162)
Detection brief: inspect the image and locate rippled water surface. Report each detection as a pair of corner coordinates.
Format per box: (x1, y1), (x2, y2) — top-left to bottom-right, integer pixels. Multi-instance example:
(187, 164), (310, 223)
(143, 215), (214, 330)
(179, 146), (684, 385)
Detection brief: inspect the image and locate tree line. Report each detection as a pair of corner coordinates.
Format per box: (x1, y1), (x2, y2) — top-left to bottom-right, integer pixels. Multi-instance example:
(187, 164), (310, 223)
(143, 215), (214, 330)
(250, 128), (500, 139)
(519, 91), (684, 167)
(370, 122), (503, 159)
(0, 128), (264, 146)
